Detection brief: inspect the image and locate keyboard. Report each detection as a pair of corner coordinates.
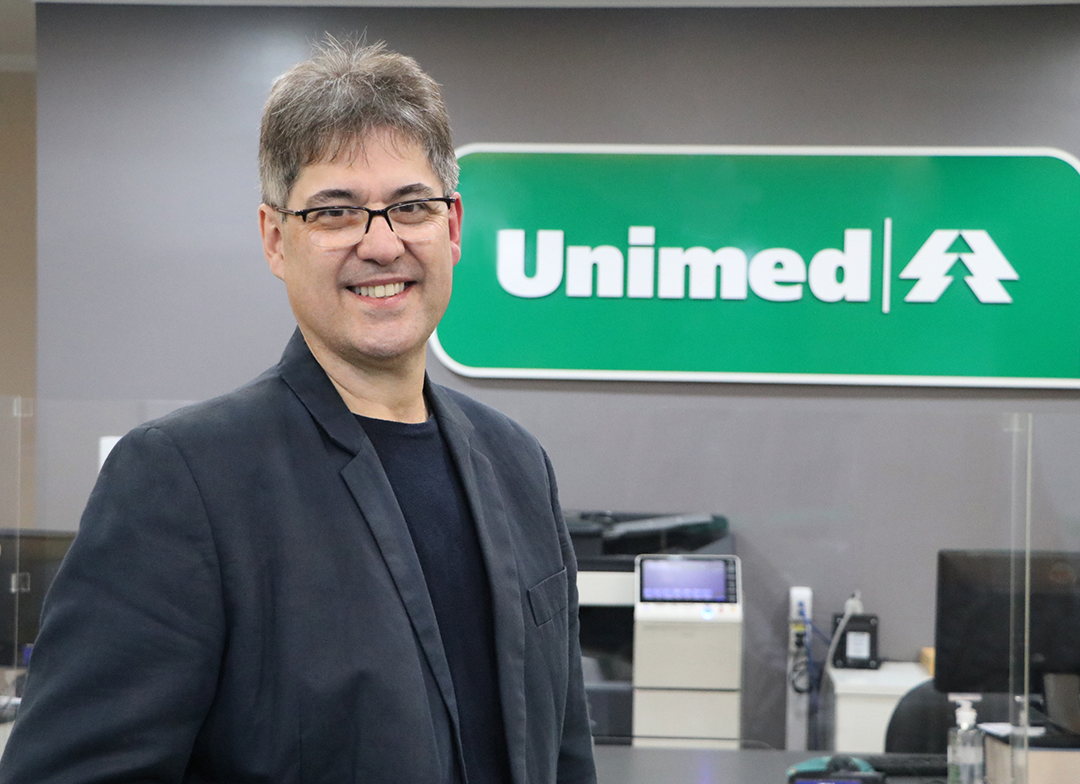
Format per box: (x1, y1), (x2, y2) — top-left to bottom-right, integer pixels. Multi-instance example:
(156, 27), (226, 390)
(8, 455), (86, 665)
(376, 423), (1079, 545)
(860, 753), (948, 777)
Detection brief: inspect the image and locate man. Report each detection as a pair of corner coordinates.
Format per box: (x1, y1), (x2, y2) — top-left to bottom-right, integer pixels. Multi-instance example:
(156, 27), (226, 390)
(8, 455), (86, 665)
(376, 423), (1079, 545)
(0, 39), (597, 784)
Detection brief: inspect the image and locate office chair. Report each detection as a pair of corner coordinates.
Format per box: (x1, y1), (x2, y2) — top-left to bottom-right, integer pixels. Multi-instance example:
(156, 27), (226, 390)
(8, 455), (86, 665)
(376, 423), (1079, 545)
(884, 680), (1012, 753)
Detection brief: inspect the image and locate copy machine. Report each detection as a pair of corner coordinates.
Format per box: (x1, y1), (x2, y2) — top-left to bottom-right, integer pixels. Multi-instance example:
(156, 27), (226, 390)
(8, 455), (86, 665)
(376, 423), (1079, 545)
(567, 512), (742, 748)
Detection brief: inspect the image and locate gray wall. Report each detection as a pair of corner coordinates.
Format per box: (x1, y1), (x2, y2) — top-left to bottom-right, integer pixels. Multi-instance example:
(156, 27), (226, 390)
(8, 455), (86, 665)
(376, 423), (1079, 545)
(37, 4), (1080, 749)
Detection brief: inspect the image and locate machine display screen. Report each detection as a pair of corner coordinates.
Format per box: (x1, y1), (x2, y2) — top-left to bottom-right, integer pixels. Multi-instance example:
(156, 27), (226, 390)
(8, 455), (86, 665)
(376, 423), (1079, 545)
(639, 557), (736, 603)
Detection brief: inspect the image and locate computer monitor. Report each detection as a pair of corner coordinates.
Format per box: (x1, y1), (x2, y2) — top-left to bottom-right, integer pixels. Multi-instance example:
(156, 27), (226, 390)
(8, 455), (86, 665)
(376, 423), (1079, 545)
(0, 529), (76, 668)
(934, 549), (1080, 733)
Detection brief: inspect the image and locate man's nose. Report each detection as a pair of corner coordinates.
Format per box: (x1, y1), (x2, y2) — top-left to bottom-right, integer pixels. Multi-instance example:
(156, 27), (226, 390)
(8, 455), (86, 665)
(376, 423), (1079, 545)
(356, 211), (403, 262)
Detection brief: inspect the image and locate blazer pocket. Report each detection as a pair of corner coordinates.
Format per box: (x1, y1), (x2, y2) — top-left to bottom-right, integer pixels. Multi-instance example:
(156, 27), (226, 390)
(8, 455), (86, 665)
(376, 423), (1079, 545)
(527, 568), (568, 627)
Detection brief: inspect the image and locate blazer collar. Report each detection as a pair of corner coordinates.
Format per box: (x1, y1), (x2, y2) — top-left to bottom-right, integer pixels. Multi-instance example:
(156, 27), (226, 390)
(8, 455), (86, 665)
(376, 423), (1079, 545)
(277, 329), (368, 454)
(277, 328), (473, 453)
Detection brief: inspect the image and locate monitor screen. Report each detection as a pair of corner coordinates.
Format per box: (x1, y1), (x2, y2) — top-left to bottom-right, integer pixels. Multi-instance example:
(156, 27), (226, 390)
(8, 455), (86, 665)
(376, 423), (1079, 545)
(638, 556), (737, 603)
(935, 549), (1080, 696)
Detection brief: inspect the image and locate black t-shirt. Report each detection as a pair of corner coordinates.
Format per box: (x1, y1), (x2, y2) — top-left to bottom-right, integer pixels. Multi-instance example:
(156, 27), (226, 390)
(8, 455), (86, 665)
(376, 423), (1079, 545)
(357, 413), (511, 784)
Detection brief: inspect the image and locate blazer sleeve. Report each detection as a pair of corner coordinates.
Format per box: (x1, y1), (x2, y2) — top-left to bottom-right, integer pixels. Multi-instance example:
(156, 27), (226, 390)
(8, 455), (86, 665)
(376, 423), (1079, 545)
(0, 425), (225, 783)
(545, 453), (599, 784)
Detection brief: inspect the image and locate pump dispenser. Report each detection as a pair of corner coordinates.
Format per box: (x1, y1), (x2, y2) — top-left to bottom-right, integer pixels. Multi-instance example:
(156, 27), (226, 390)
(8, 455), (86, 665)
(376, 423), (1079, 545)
(947, 698), (985, 784)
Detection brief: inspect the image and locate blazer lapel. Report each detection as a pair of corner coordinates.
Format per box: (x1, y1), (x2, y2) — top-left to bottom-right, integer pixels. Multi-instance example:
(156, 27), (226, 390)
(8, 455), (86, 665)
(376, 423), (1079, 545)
(278, 330), (463, 752)
(429, 384), (528, 784)
(339, 446), (463, 733)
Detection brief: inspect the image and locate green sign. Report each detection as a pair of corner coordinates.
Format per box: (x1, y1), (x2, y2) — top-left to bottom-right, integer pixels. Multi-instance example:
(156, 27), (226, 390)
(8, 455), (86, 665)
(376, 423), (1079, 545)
(432, 144), (1080, 387)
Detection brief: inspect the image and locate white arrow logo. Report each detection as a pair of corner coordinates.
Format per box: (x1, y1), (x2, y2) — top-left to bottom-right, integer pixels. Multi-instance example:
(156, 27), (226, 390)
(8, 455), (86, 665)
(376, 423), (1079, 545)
(899, 230), (1018, 304)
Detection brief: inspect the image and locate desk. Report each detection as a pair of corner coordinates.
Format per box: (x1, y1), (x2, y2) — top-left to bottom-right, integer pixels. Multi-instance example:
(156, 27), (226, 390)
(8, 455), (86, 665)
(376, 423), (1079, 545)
(594, 746), (925, 783)
(823, 662), (931, 753)
(595, 746), (816, 783)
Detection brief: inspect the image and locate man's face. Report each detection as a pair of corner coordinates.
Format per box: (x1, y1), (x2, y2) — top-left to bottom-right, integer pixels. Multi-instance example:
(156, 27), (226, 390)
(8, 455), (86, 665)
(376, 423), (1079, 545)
(260, 131), (462, 376)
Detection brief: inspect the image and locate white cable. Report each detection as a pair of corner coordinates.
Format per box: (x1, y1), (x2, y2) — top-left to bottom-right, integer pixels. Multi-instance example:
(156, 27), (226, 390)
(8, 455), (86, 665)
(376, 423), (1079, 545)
(824, 590), (863, 671)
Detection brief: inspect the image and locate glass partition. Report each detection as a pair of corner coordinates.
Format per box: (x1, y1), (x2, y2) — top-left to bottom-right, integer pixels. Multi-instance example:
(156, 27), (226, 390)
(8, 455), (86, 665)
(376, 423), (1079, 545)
(0, 396), (33, 746)
(1007, 413), (1032, 784)
(0, 396), (26, 531)
(0, 397), (34, 662)
(999, 412), (1080, 784)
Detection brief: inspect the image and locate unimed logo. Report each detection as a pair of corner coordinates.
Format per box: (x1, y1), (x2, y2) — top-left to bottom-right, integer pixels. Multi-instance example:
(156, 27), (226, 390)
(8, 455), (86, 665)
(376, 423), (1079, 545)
(495, 226), (1018, 307)
(435, 145), (1080, 387)
(899, 230), (1018, 304)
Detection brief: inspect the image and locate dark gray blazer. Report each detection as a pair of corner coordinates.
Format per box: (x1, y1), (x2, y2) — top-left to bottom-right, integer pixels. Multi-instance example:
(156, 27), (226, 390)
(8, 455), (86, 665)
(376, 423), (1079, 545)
(0, 330), (597, 784)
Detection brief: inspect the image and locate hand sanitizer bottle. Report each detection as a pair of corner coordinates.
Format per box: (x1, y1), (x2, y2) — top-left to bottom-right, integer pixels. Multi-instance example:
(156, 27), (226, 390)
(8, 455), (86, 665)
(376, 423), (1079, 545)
(948, 699), (985, 784)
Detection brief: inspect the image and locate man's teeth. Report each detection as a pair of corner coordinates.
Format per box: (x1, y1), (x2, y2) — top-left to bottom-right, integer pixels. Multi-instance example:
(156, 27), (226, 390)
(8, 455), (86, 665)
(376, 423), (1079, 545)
(354, 282), (406, 299)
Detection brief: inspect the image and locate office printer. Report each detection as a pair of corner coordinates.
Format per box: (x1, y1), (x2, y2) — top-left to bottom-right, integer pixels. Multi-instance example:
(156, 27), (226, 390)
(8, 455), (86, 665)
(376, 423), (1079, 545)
(567, 511), (736, 746)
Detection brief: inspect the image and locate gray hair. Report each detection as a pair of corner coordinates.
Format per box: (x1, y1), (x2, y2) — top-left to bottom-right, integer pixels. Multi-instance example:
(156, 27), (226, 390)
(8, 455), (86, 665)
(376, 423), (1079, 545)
(259, 37), (458, 207)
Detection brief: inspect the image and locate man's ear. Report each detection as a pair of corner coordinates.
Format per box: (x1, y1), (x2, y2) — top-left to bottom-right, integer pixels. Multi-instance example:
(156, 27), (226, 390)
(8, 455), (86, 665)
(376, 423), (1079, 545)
(448, 192), (463, 267)
(259, 204), (286, 281)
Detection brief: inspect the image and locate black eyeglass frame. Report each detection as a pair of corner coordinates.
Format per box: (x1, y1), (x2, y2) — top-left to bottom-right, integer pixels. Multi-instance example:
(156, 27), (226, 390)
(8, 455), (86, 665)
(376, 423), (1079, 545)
(276, 197), (457, 237)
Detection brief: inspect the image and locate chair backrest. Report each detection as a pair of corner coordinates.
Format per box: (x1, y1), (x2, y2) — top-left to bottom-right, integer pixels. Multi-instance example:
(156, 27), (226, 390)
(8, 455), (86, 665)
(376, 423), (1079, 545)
(884, 680), (1013, 753)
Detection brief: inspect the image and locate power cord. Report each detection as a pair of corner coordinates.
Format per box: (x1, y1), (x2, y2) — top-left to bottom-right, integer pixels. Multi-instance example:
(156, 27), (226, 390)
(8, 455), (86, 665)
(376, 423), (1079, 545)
(796, 591), (863, 750)
(790, 630), (811, 694)
(824, 591), (863, 671)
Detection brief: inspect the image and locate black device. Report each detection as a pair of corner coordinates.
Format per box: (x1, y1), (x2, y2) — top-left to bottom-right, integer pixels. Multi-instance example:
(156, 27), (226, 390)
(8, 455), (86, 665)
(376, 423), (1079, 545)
(0, 529), (75, 667)
(788, 772), (884, 784)
(831, 613), (880, 669)
(565, 510), (729, 564)
(859, 752), (947, 778)
(935, 549), (1080, 733)
(787, 755), (885, 784)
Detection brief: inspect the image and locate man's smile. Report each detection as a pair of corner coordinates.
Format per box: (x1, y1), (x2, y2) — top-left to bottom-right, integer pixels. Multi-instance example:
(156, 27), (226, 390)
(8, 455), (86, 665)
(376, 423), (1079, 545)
(348, 281), (410, 299)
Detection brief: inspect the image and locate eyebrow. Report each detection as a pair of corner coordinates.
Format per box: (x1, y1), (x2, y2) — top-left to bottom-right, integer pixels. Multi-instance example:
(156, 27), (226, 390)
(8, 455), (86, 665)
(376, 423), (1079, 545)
(306, 188), (358, 206)
(305, 182), (438, 208)
(391, 182), (437, 201)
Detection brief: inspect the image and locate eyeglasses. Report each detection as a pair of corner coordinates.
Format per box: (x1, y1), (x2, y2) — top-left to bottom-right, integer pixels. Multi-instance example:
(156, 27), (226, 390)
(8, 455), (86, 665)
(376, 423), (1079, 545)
(277, 197), (457, 248)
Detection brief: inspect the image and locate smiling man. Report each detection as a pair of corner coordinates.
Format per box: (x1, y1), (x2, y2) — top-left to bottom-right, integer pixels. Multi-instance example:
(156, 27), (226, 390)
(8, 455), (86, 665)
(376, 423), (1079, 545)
(260, 130), (461, 423)
(0, 40), (597, 784)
